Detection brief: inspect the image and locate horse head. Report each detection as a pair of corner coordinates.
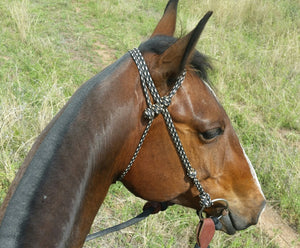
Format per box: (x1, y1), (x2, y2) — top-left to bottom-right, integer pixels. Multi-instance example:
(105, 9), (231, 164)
(0, 1), (266, 247)
(121, 0), (266, 235)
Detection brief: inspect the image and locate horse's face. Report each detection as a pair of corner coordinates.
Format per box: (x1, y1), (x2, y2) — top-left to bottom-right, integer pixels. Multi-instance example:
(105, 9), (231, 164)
(122, 1), (265, 235)
(169, 71), (266, 234)
(123, 63), (265, 234)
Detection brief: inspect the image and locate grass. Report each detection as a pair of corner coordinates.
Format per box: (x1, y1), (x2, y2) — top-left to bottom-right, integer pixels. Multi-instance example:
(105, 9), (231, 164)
(0, 0), (299, 247)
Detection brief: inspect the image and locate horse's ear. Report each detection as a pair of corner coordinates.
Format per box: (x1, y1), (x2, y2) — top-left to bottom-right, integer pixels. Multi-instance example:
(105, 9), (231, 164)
(150, 0), (179, 38)
(158, 11), (213, 82)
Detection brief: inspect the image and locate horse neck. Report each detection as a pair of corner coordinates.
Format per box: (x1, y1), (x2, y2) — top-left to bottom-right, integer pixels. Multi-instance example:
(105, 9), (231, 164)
(0, 54), (144, 248)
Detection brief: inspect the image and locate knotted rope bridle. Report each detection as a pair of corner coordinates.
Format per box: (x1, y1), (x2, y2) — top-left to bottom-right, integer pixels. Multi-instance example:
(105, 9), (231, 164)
(86, 48), (229, 244)
(119, 48), (212, 209)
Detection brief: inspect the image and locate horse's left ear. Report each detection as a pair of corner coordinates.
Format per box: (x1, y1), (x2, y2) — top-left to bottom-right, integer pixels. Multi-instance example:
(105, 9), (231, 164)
(158, 11), (213, 83)
(150, 0), (179, 38)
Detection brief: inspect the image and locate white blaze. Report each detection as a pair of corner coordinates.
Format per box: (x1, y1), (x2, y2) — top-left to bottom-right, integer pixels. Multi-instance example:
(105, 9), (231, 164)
(202, 79), (265, 199)
(203, 80), (219, 101)
(242, 147), (265, 198)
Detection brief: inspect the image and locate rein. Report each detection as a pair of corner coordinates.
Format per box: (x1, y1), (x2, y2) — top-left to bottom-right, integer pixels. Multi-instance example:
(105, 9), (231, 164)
(120, 48), (212, 209)
(85, 202), (171, 242)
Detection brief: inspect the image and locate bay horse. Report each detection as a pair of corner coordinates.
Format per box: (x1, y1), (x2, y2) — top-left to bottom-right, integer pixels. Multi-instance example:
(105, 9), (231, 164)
(0, 0), (266, 247)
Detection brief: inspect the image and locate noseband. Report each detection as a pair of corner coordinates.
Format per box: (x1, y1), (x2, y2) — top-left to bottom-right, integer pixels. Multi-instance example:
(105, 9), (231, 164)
(119, 48), (212, 209)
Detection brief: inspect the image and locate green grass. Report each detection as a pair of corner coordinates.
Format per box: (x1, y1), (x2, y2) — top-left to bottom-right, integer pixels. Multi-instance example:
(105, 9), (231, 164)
(0, 0), (299, 247)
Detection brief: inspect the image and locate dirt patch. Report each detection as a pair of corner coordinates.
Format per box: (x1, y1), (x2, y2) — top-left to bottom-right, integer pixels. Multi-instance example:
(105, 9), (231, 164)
(258, 205), (300, 248)
(93, 41), (116, 66)
(277, 128), (300, 148)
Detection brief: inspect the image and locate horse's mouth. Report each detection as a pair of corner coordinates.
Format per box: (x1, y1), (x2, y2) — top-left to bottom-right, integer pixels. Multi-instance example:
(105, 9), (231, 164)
(219, 211), (237, 235)
(205, 208), (237, 235)
(219, 209), (254, 235)
(205, 199), (238, 235)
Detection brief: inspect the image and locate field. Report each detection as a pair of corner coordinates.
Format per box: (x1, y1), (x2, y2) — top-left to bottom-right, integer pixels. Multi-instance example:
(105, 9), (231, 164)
(0, 0), (299, 247)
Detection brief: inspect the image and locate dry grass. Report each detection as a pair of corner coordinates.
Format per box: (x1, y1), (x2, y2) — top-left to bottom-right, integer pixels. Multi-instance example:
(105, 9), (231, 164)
(8, 0), (35, 42)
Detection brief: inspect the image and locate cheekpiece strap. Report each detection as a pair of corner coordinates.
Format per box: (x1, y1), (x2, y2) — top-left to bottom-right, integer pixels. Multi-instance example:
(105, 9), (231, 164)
(129, 48), (185, 120)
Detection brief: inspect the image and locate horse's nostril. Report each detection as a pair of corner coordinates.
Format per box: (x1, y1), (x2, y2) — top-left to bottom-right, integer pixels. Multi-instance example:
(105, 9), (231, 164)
(261, 199), (267, 213)
(254, 199), (267, 224)
(248, 199), (267, 226)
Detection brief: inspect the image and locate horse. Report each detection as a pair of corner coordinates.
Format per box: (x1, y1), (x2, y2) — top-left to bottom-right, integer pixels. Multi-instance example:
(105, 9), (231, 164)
(0, 0), (266, 247)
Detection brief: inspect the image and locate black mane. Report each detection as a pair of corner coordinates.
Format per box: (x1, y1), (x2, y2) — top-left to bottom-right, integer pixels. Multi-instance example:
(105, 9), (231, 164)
(139, 35), (212, 83)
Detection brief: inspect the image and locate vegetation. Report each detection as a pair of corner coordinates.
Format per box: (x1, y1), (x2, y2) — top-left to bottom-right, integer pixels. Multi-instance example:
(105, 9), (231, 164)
(0, 0), (298, 247)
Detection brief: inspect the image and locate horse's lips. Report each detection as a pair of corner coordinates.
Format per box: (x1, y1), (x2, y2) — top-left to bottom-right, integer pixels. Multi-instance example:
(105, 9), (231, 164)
(219, 211), (237, 235)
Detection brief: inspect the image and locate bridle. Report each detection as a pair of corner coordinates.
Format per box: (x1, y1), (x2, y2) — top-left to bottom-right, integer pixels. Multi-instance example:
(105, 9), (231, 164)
(119, 48), (212, 210)
(86, 48), (229, 244)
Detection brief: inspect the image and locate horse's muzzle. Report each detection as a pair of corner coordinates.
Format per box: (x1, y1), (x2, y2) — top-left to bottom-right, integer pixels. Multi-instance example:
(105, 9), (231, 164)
(220, 199), (266, 235)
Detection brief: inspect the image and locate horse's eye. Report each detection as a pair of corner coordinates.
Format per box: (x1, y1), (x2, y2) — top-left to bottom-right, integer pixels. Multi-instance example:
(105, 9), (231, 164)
(200, 128), (223, 141)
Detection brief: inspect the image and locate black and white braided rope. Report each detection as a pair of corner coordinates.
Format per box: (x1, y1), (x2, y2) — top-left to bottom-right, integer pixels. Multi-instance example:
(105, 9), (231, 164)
(119, 48), (212, 208)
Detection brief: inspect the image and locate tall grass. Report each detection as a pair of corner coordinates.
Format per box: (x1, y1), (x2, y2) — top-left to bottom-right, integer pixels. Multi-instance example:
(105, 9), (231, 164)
(0, 0), (299, 247)
(8, 0), (33, 42)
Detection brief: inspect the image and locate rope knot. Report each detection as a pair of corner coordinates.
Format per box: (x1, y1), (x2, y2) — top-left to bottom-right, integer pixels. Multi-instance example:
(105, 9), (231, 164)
(187, 168), (197, 179)
(143, 106), (156, 120)
(143, 97), (172, 120)
(199, 193), (212, 208)
(160, 96), (171, 108)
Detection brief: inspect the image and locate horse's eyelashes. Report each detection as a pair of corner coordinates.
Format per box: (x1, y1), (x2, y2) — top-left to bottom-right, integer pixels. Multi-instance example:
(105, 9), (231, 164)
(200, 128), (223, 141)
